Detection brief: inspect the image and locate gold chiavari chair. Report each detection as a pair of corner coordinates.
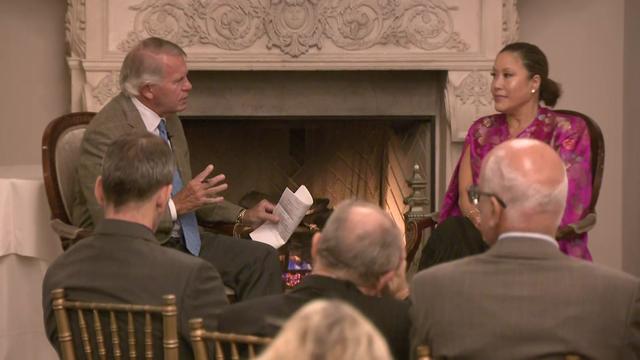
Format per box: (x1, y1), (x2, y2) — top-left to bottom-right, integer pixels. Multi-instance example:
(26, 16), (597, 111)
(189, 318), (272, 360)
(51, 288), (178, 360)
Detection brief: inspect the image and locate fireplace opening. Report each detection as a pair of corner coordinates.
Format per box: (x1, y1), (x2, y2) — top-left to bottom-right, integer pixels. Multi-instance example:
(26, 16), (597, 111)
(183, 115), (434, 220)
(183, 115), (435, 285)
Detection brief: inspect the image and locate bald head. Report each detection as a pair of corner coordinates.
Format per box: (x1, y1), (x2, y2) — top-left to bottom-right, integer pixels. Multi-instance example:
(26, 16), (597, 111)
(313, 200), (404, 289)
(479, 139), (567, 240)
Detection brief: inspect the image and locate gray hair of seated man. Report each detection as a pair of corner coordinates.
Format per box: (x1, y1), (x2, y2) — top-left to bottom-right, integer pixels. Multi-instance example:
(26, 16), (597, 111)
(119, 37), (187, 97)
(101, 132), (175, 208)
(315, 200), (404, 289)
(481, 138), (568, 227)
(257, 299), (392, 360)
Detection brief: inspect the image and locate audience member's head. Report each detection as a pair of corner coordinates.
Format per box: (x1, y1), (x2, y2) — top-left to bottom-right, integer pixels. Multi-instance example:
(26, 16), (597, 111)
(311, 200), (404, 295)
(475, 138), (568, 244)
(94, 132), (174, 230)
(257, 299), (392, 360)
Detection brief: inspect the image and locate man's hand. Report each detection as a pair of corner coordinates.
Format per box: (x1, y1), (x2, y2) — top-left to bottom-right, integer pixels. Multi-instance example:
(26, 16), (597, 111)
(242, 199), (280, 229)
(173, 164), (227, 215)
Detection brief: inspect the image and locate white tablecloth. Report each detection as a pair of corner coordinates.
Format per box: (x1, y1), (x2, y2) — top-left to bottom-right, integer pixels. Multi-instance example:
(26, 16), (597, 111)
(0, 165), (62, 360)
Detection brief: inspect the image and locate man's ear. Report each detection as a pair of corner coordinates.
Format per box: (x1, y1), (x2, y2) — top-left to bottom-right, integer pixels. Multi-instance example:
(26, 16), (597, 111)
(139, 84), (154, 101)
(376, 270), (397, 295)
(94, 176), (105, 208)
(486, 196), (504, 228)
(155, 184), (172, 212)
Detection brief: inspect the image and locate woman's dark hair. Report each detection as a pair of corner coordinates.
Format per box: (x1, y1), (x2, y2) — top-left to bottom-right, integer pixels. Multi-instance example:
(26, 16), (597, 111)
(500, 42), (562, 107)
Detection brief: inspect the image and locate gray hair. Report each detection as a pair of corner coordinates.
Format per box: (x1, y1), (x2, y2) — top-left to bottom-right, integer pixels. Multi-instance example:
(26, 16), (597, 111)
(101, 132), (175, 208)
(119, 37), (186, 97)
(257, 299), (392, 360)
(482, 139), (568, 226)
(315, 200), (404, 288)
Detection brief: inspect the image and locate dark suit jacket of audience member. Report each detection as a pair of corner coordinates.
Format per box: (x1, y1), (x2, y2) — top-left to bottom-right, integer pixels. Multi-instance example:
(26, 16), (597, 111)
(42, 219), (229, 359)
(410, 235), (640, 360)
(216, 274), (410, 360)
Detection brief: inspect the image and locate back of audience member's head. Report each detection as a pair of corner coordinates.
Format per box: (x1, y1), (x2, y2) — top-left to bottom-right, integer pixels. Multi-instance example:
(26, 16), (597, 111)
(478, 138), (568, 243)
(313, 200), (404, 289)
(119, 36), (186, 97)
(100, 132), (174, 209)
(257, 299), (392, 360)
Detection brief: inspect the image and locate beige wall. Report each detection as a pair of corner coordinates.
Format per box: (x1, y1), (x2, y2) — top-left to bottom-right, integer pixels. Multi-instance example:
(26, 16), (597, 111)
(519, 0), (627, 271)
(0, 0), (69, 167)
(623, 0), (640, 276)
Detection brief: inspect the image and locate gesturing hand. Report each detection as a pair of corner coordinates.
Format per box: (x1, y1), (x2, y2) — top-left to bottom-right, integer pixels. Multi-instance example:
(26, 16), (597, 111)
(173, 164), (228, 216)
(242, 199), (280, 229)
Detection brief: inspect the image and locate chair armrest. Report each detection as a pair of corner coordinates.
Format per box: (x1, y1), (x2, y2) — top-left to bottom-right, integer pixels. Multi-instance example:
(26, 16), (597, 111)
(405, 211), (439, 266)
(49, 219), (91, 249)
(556, 213), (597, 239)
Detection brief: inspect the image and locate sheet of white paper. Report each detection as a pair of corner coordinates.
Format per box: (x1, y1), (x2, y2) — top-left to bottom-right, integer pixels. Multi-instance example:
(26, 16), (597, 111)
(250, 185), (313, 248)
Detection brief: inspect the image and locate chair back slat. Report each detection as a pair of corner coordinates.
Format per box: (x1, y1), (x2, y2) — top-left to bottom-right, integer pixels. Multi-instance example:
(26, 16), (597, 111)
(92, 309), (107, 360)
(161, 294), (179, 360)
(189, 318), (273, 360)
(50, 289), (177, 360)
(127, 312), (136, 359)
(110, 311), (122, 360)
(144, 313), (153, 360)
(230, 342), (240, 360)
(77, 310), (93, 357)
(52, 289), (76, 360)
(215, 340), (224, 360)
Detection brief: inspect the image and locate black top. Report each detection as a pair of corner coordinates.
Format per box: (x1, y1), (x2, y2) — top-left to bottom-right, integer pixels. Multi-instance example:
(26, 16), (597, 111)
(216, 274), (411, 360)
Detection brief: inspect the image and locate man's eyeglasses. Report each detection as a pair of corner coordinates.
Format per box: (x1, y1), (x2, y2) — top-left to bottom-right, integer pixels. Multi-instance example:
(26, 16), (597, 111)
(466, 185), (507, 208)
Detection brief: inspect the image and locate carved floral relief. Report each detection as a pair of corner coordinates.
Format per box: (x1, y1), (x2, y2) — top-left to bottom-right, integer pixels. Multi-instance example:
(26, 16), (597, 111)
(117, 0), (470, 57)
(65, 0), (86, 58)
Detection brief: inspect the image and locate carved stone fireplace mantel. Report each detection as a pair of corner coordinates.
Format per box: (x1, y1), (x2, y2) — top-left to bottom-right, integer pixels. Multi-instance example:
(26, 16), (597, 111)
(66, 0), (518, 141)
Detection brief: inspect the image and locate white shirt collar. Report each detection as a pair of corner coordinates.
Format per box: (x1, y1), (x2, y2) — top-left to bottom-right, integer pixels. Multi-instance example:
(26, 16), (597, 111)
(497, 231), (558, 248)
(131, 96), (162, 134)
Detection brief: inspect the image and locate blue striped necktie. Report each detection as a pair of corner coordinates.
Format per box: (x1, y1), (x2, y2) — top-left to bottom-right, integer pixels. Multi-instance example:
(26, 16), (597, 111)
(157, 119), (201, 255)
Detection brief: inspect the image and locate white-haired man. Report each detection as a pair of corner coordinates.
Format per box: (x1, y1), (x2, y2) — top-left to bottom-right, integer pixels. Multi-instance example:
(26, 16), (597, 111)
(72, 37), (282, 300)
(410, 139), (640, 359)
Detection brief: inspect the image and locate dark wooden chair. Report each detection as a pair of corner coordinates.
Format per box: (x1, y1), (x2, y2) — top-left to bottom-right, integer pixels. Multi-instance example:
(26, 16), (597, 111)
(405, 110), (605, 265)
(42, 112), (96, 249)
(189, 318), (272, 360)
(51, 288), (178, 360)
(554, 110), (604, 239)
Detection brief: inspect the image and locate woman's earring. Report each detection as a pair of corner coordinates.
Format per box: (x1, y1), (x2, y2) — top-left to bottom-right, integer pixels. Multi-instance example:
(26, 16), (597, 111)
(531, 89), (536, 94)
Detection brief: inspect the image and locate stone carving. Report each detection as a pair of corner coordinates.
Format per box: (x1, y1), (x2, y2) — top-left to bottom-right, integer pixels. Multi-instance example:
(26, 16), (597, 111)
(90, 72), (121, 108)
(117, 0), (470, 57)
(501, 0), (519, 45)
(65, 0), (86, 58)
(454, 70), (493, 113)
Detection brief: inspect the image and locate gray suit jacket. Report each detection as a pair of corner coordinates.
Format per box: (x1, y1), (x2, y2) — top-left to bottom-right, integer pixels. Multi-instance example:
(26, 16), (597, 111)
(410, 236), (640, 360)
(42, 219), (229, 359)
(71, 93), (242, 242)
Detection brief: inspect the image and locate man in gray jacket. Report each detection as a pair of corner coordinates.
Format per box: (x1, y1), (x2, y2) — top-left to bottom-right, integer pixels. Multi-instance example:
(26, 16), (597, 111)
(410, 139), (640, 359)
